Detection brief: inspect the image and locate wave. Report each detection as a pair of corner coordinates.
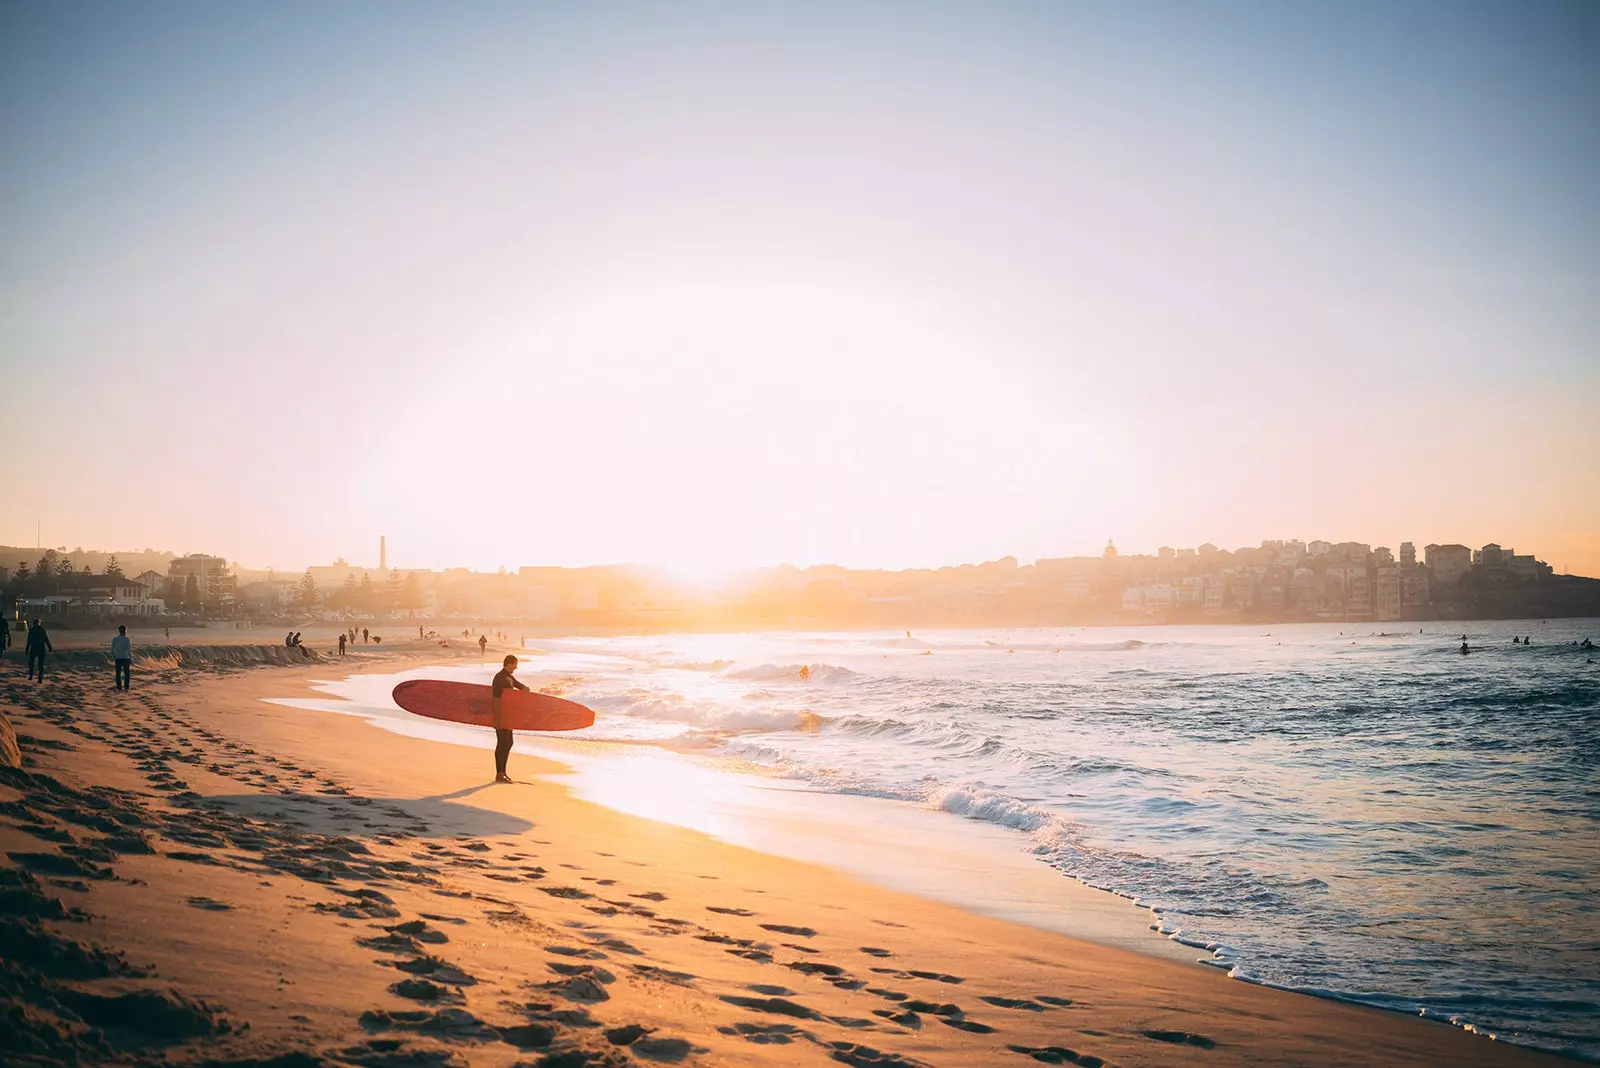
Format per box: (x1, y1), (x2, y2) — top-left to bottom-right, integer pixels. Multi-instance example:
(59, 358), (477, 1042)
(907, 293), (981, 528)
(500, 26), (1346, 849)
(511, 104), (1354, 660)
(585, 690), (827, 732)
(725, 662), (861, 683)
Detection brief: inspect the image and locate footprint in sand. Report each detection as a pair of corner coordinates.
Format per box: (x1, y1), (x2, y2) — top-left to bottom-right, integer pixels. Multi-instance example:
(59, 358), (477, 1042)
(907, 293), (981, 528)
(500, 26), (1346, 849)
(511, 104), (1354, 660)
(706, 906), (754, 917)
(390, 956), (477, 986)
(389, 977), (464, 1003)
(630, 964), (697, 985)
(718, 1021), (806, 1045)
(980, 995), (1048, 1012)
(185, 896), (233, 911)
(1006, 1045), (1106, 1066)
(546, 944), (609, 960)
(720, 994), (819, 1020)
(1142, 1029), (1217, 1049)
(831, 1042), (934, 1068)
(759, 923), (817, 937)
(859, 946), (893, 957)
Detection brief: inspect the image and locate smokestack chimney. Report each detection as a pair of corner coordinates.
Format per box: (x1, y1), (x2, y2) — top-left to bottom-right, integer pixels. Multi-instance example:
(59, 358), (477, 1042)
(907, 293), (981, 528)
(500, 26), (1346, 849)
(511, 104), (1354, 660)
(380, 535), (387, 571)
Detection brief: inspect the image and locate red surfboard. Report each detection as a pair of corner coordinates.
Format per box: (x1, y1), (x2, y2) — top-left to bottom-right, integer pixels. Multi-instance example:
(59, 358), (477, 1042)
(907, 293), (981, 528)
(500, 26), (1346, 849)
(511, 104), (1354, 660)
(392, 679), (595, 732)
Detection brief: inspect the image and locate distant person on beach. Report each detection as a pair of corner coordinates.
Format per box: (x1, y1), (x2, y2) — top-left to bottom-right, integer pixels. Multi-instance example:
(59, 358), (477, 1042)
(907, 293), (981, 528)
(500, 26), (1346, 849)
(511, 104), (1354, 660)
(491, 654), (529, 784)
(338, 633), (346, 656)
(26, 619), (52, 681)
(0, 619), (10, 663)
(362, 627), (369, 644)
(111, 625), (132, 690)
(419, 624), (424, 640)
(479, 634), (488, 656)
(164, 626), (170, 640)
(285, 631), (295, 648)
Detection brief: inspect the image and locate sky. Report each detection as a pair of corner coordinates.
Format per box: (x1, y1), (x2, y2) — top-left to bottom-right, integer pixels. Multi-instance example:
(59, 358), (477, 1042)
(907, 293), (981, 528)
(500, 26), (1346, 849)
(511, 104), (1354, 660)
(2, 1), (1597, 577)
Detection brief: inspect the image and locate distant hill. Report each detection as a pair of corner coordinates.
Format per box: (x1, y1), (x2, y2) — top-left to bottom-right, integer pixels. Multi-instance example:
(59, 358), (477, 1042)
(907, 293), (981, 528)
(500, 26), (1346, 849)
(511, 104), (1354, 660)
(0, 546), (179, 578)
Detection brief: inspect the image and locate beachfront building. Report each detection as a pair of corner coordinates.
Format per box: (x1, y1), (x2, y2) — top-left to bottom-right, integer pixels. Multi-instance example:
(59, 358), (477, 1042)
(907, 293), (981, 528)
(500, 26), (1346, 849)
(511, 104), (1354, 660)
(1374, 565), (1402, 621)
(1425, 544), (1473, 587)
(16, 573), (164, 618)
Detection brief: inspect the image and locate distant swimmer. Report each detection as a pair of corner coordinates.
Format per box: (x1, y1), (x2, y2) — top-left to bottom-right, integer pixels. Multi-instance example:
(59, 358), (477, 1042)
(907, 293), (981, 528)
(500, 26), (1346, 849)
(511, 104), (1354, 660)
(799, 665), (810, 681)
(1513, 636), (1521, 645)
(1581, 638), (1594, 650)
(1460, 641), (1471, 655)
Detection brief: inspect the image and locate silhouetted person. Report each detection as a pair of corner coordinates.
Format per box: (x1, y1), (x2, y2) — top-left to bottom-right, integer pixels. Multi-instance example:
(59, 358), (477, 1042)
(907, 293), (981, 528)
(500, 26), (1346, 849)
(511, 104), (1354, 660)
(111, 625), (132, 690)
(164, 626), (170, 640)
(1460, 641), (1471, 655)
(1512, 636), (1520, 645)
(491, 654), (529, 783)
(419, 624), (424, 640)
(478, 634), (488, 656)
(338, 633), (347, 656)
(0, 619), (10, 663)
(286, 631), (295, 648)
(26, 619), (52, 681)
(363, 627), (369, 643)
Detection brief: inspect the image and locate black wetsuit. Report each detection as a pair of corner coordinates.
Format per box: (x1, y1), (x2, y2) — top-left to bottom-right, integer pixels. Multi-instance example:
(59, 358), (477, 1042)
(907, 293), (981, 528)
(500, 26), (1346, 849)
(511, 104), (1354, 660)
(491, 667), (529, 779)
(25, 624), (52, 680)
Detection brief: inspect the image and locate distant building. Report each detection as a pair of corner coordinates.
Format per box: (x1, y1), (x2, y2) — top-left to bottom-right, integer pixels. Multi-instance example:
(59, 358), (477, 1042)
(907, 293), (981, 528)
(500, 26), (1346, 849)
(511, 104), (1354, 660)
(168, 554), (226, 590)
(1509, 554), (1551, 579)
(1399, 542), (1417, 569)
(1308, 540), (1332, 556)
(1374, 565), (1402, 621)
(1425, 544), (1472, 586)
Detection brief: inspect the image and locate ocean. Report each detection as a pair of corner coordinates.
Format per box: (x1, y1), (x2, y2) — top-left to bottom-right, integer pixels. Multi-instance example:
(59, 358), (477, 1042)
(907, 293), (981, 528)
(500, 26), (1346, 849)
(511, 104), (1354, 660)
(288, 621), (1600, 1060)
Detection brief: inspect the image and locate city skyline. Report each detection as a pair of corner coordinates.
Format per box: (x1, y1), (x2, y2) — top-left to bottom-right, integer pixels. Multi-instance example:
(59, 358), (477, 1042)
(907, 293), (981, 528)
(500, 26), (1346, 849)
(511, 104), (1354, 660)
(4, 2), (1597, 576)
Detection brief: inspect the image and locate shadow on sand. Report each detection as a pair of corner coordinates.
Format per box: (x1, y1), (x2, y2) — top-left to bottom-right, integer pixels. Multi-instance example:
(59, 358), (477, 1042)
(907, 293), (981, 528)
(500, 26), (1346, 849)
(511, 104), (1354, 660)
(205, 782), (533, 840)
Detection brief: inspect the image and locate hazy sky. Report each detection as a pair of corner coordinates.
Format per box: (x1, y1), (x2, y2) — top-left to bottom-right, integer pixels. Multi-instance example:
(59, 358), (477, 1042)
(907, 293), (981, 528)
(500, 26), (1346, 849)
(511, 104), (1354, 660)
(3, 1), (1597, 576)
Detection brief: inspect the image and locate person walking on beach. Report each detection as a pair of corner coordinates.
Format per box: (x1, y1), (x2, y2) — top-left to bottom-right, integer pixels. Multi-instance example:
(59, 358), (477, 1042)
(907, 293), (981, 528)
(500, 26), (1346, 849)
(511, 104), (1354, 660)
(338, 632), (347, 656)
(111, 624), (133, 690)
(491, 654), (529, 784)
(25, 618), (52, 681)
(0, 619), (10, 665)
(362, 627), (369, 644)
(478, 634), (488, 656)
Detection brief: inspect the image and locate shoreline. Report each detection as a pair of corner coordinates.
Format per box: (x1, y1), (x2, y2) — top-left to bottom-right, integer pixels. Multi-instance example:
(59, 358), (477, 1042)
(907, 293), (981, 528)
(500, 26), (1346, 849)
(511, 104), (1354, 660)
(0, 647), (1580, 1066)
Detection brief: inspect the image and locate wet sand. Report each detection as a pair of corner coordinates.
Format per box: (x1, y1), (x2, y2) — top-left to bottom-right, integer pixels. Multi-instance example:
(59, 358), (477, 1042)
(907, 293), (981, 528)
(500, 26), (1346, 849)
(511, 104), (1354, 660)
(0, 646), (1573, 1067)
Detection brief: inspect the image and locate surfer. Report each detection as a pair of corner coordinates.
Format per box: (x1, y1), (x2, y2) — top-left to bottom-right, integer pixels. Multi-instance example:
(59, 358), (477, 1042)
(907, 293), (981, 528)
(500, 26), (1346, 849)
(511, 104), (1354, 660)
(1460, 641), (1471, 655)
(491, 654), (529, 784)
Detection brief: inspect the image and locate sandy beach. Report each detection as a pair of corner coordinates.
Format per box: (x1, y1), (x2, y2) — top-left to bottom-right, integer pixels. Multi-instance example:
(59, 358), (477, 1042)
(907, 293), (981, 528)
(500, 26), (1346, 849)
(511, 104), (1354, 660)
(0, 643), (1575, 1067)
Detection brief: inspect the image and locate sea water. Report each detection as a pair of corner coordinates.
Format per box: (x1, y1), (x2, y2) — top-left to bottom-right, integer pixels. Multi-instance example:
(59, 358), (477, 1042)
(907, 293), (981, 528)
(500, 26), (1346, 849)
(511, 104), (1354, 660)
(292, 621), (1600, 1059)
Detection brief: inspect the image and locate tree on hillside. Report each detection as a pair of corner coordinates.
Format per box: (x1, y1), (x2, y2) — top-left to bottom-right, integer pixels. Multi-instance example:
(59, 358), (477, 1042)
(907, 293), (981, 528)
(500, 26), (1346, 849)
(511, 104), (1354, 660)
(56, 556), (76, 578)
(37, 549), (58, 580)
(103, 555), (125, 578)
(296, 570), (320, 610)
(386, 569), (403, 616)
(327, 573), (360, 613)
(15, 561), (30, 584)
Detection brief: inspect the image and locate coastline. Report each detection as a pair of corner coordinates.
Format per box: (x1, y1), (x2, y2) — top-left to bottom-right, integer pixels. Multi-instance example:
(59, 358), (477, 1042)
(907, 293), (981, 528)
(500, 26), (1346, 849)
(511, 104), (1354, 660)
(0, 645), (1578, 1066)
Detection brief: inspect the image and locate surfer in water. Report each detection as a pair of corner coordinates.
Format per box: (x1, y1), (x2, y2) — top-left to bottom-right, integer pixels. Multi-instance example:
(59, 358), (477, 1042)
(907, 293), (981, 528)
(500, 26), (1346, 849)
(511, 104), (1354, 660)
(491, 654), (529, 783)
